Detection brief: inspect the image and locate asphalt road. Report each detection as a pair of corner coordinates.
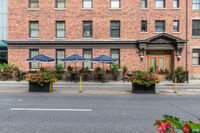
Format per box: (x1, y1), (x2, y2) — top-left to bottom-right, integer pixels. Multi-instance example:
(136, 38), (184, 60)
(0, 93), (199, 133)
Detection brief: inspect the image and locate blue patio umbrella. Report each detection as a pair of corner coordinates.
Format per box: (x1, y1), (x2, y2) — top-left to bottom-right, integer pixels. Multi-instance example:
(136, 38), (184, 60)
(26, 54), (55, 62)
(92, 55), (115, 70)
(61, 54), (86, 71)
(92, 55), (114, 63)
(26, 54), (55, 68)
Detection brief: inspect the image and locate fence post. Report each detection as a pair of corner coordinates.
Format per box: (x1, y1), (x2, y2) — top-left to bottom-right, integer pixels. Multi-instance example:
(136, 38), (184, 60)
(174, 77), (177, 93)
(79, 76), (83, 93)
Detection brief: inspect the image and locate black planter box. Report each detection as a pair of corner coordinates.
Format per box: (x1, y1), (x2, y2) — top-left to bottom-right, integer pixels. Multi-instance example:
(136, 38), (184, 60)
(132, 84), (156, 94)
(29, 82), (52, 92)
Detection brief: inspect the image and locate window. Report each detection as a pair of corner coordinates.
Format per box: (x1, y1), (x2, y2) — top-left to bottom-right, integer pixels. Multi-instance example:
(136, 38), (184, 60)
(56, 49), (65, 67)
(141, 0), (147, 8)
(29, 0), (39, 8)
(141, 20), (147, 32)
(193, 0), (200, 10)
(29, 21), (39, 38)
(56, 21), (65, 38)
(192, 49), (200, 65)
(83, 49), (92, 69)
(111, 49), (120, 66)
(110, 21), (120, 38)
(83, 21), (93, 38)
(83, 0), (93, 9)
(29, 49), (39, 69)
(173, 20), (179, 32)
(110, 0), (120, 8)
(155, 0), (165, 8)
(173, 0), (179, 8)
(155, 20), (165, 32)
(55, 0), (66, 8)
(192, 20), (200, 36)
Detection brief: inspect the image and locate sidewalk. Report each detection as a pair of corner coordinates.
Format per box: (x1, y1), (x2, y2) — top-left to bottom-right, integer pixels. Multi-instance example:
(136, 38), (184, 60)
(0, 80), (200, 95)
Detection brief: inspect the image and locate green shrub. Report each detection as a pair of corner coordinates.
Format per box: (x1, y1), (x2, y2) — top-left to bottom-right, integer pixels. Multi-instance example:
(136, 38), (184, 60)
(174, 67), (187, 83)
(55, 64), (65, 80)
(111, 64), (120, 81)
(0, 63), (19, 73)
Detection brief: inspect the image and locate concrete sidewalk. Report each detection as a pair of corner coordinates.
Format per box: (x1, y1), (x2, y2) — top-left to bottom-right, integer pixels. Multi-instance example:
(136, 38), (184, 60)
(0, 80), (200, 95)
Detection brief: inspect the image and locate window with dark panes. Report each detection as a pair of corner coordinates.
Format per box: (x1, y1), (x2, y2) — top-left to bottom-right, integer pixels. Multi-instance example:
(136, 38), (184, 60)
(193, 0), (200, 10)
(173, 0), (179, 8)
(173, 20), (179, 32)
(55, 0), (66, 8)
(192, 20), (200, 36)
(110, 0), (120, 8)
(83, 49), (92, 69)
(141, 0), (147, 8)
(141, 20), (147, 32)
(155, 0), (165, 8)
(83, 21), (93, 38)
(110, 21), (120, 38)
(29, 0), (39, 8)
(83, 0), (93, 9)
(29, 21), (39, 38)
(30, 49), (39, 69)
(111, 49), (120, 66)
(155, 20), (165, 32)
(56, 49), (65, 67)
(192, 49), (200, 65)
(56, 21), (65, 38)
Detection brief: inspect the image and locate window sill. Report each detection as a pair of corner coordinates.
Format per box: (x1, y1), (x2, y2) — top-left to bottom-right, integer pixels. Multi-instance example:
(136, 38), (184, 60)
(173, 8), (181, 10)
(140, 8), (148, 10)
(81, 8), (93, 11)
(140, 32), (148, 33)
(109, 38), (121, 40)
(54, 8), (66, 11)
(109, 8), (121, 11)
(172, 32), (180, 34)
(27, 8), (39, 11)
(154, 8), (166, 10)
(192, 65), (200, 67)
(191, 36), (200, 39)
(192, 10), (200, 12)
(55, 38), (67, 40)
(81, 38), (94, 40)
(28, 38), (40, 40)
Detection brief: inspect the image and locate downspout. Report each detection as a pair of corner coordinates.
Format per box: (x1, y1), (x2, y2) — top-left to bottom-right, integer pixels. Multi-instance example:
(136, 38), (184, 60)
(186, 0), (189, 83)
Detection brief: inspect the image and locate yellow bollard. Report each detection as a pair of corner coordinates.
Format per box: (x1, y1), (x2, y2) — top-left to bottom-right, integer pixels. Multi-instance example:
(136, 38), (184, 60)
(79, 76), (83, 93)
(174, 77), (177, 93)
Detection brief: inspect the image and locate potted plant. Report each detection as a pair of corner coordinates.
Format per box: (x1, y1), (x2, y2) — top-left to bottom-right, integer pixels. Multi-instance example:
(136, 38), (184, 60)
(27, 71), (57, 92)
(122, 66), (128, 82)
(94, 67), (103, 82)
(79, 67), (92, 81)
(130, 71), (160, 94)
(55, 64), (65, 80)
(111, 64), (120, 81)
(174, 67), (187, 83)
(0, 64), (19, 81)
(154, 115), (200, 133)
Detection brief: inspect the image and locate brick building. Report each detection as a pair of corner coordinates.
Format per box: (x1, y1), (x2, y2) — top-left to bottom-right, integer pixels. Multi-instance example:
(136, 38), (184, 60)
(7, 0), (200, 79)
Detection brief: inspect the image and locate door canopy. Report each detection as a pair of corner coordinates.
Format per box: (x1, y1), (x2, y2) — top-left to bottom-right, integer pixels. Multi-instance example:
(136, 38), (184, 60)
(137, 33), (186, 60)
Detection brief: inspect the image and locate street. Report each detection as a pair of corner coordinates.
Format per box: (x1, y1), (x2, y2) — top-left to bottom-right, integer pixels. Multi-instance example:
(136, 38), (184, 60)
(0, 92), (199, 133)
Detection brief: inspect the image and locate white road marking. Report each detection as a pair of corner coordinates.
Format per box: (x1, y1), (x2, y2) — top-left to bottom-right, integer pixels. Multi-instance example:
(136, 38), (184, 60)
(17, 99), (23, 102)
(10, 108), (92, 112)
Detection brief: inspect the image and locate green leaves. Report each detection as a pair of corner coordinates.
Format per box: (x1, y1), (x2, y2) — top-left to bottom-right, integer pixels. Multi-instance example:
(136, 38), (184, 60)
(163, 115), (183, 129)
(154, 115), (200, 133)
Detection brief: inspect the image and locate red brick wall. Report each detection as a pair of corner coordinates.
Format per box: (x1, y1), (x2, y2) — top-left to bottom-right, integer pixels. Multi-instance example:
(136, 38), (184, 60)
(8, 0), (187, 40)
(7, 0), (200, 78)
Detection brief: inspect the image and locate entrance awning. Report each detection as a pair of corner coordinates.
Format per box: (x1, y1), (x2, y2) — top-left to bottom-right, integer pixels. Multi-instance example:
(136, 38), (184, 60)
(0, 42), (7, 50)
